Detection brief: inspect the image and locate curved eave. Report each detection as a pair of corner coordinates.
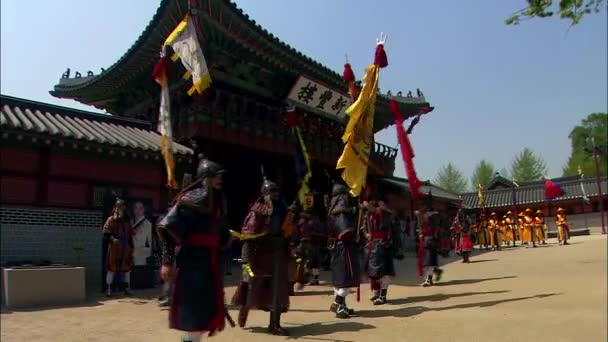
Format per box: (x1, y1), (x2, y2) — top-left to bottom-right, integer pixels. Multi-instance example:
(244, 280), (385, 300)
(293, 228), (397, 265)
(51, 0), (173, 95)
(51, 0), (345, 99)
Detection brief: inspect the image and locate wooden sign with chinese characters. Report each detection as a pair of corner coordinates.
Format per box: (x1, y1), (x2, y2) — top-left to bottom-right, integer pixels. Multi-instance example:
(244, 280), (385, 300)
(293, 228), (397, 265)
(286, 76), (351, 120)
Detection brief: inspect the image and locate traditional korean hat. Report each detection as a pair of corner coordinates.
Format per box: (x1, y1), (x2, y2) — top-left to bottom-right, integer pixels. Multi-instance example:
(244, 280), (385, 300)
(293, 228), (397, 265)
(535, 209), (543, 214)
(518, 211), (526, 217)
(506, 210), (512, 215)
(490, 212), (497, 217)
(557, 207), (565, 213)
(525, 208), (533, 213)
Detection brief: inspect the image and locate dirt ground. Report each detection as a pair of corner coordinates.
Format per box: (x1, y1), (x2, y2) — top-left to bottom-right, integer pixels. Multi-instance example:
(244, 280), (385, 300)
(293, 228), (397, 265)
(1, 235), (606, 342)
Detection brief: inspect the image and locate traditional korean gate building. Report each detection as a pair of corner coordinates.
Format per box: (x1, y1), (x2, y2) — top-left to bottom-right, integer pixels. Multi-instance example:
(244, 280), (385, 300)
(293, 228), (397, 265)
(49, 0), (433, 225)
(460, 174), (608, 233)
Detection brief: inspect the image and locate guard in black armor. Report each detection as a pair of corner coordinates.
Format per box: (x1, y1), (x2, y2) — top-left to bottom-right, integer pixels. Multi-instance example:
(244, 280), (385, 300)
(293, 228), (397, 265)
(327, 184), (361, 319)
(361, 198), (403, 305)
(231, 175), (291, 336)
(157, 155), (232, 342)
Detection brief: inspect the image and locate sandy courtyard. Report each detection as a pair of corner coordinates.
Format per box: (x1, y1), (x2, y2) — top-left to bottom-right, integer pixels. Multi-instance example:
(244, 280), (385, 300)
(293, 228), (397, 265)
(1, 235), (606, 342)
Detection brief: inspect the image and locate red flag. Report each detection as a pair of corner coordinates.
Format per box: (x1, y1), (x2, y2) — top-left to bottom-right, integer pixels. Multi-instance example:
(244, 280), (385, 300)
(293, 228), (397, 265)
(545, 180), (565, 200)
(390, 100), (425, 199)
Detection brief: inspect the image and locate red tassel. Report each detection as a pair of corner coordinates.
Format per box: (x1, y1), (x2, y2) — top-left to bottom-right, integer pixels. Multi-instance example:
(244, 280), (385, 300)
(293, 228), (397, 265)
(390, 100), (423, 200)
(343, 63), (355, 83)
(374, 44), (388, 68)
(152, 57), (169, 81)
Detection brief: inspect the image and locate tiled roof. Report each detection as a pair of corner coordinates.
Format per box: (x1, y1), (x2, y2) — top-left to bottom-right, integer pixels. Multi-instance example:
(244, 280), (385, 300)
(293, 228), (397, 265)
(462, 176), (608, 209)
(381, 177), (461, 202)
(0, 95), (192, 156)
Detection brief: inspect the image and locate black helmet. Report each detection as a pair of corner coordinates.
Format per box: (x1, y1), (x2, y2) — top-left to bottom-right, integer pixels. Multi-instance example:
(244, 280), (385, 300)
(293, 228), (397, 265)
(261, 177), (279, 195)
(332, 183), (348, 196)
(196, 154), (226, 180)
(114, 198), (126, 208)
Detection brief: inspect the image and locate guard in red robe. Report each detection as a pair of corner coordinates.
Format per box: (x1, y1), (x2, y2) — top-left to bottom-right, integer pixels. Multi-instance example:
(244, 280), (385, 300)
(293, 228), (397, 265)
(103, 199), (134, 297)
(453, 213), (473, 263)
(231, 176), (291, 336)
(158, 156), (231, 342)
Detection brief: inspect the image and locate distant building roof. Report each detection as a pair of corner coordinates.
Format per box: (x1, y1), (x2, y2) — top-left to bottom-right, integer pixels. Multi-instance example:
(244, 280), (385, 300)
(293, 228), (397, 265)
(0, 95), (192, 158)
(463, 175), (607, 209)
(381, 177), (461, 202)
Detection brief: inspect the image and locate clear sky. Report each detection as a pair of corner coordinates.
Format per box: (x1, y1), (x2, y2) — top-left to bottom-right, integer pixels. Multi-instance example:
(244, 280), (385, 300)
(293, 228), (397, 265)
(1, 1), (606, 187)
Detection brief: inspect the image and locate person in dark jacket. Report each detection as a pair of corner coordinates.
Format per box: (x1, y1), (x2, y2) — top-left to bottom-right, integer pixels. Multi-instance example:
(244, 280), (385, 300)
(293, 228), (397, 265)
(158, 155), (231, 342)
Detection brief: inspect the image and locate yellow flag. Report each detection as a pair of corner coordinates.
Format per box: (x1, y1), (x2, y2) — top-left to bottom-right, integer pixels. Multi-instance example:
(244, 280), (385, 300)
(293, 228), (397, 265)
(165, 15), (212, 96)
(336, 64), (380, 197)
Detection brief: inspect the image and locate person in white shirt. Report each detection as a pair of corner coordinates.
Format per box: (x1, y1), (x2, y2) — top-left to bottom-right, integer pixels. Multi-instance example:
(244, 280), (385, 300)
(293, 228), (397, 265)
(132, 201), (152, 287)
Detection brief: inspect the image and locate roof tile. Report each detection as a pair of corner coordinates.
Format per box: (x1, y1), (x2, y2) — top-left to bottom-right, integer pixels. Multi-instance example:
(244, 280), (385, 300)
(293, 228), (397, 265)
(0, 95), (191, 156)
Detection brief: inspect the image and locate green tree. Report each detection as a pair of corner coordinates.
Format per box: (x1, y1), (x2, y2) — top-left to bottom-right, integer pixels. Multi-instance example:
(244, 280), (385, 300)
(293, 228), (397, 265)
(471, 159), (496, 190)
(435, 163), (468, 194)
(562, 113), (608, 177)
(510, 148), (549, 182)
(506, 0), (605, 26)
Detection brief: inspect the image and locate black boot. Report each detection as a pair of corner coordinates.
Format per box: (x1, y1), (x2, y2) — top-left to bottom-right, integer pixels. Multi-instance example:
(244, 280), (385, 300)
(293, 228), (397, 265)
(374, 289), (388, 305)
(268, 312), (289, 336)
(330, 295), (352, 318)
(433, 267), (443, 282)
(422, 275), (433, 287)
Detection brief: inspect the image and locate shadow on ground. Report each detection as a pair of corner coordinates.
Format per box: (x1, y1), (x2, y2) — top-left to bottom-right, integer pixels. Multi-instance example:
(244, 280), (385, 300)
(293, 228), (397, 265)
(435, 275), (517, 287)
(247, 321), (376, 341)
(469, 259), (498, 263)
(388, 290), (510, 305)
(0, 299), (104, 314)
(356, 293), (560, 318)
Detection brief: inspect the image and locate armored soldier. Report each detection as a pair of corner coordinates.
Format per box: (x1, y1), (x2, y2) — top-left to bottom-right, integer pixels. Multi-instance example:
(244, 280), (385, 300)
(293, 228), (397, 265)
(327, 184), (361, 319)
(103, 198), (134, 297)
(362, 199), (403, 305)
(157, 156), (231, 342)
(231, 175), (291, 336)
(292, 204), (327, 289)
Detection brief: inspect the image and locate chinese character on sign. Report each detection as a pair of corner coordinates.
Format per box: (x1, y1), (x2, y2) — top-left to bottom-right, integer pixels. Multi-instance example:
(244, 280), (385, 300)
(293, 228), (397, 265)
(297, 82), (318, 104)
(331, 96), (347, 113)
(316, 90), (333, 110)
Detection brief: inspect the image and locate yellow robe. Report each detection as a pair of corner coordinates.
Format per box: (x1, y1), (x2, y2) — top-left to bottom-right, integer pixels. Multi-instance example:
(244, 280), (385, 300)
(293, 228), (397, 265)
(517, 218), (525, 242)
(476, 221), (489, 246)
(504, 217), (515, 242)
(533, 216), (546, 242)
(488, 219), (501, 247)
(556, 214), (569, 242)
(522, 215), (534, 243)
